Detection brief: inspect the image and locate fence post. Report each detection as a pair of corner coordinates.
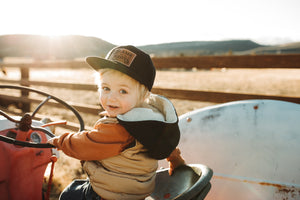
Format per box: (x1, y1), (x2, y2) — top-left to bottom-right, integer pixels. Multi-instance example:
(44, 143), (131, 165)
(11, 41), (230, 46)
(20, 67), (30, 112)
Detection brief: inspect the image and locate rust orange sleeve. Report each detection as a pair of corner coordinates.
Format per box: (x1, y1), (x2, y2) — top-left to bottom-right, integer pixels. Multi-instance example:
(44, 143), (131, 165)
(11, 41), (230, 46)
(52, 123), (134, 160)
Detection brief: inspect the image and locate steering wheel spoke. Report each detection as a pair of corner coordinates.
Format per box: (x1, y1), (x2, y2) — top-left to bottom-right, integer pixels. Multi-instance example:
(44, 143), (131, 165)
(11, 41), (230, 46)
(32, 96), (52, 118)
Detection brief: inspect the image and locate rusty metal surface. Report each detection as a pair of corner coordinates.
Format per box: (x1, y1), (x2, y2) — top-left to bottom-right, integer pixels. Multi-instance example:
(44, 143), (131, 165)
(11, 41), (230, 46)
(174, 100), (300, 199)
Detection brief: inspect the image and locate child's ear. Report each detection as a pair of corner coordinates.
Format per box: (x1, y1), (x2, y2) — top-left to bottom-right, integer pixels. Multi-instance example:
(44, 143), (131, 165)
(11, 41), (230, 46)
(143, 91), (151, 101)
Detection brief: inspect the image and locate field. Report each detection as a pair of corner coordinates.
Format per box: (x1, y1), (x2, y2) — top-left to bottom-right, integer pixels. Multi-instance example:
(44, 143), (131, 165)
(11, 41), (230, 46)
(3, 67), (300, 117)
(1, 67), (300, 198)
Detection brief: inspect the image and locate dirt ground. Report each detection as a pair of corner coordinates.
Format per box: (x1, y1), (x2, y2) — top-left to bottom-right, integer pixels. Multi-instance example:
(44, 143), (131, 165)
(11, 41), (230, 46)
(1, 67), (300, 199)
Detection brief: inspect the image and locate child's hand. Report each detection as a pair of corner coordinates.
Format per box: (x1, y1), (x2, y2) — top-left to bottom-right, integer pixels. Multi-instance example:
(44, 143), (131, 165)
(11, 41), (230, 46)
(166, 148), (186, 175)
(47, 136), (58, 146)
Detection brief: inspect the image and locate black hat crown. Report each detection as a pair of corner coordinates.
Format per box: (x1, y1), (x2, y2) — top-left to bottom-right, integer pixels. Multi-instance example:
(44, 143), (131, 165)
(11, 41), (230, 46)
(86, 45), (156, 91)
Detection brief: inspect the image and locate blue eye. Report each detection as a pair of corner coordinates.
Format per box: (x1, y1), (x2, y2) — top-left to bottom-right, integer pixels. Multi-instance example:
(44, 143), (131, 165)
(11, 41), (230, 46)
(102, 87), (110, 91)
(120, 89), (128, 94)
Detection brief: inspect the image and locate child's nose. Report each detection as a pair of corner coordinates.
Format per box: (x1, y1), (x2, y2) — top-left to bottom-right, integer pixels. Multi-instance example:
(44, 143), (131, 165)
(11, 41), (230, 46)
(108, 91), (118, 100)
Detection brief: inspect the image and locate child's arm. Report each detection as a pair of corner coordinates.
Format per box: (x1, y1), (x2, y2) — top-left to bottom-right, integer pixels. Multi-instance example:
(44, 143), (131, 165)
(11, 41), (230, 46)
(166, 147), (186, 175)
(48, 123), (134, 161)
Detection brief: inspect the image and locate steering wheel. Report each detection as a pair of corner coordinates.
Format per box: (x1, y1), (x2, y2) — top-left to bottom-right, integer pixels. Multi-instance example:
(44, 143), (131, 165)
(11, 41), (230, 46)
(0, 85), (85, 148)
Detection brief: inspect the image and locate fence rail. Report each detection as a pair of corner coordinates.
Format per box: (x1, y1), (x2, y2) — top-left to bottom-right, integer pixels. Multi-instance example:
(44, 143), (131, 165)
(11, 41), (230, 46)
(2, 54), (300, 70)
(1, 54), (300, 117)
(152, 54), (300, 69)
(0, 94), (100, 115)
(1, 79), (300, 105)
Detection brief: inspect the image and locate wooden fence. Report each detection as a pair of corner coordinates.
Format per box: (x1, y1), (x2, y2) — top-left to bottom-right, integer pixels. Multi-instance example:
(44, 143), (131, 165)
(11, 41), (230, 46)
(1, 54), (300, 127)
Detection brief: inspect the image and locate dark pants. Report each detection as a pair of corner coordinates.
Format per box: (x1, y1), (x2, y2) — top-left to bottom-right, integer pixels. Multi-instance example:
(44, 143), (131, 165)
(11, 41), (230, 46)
(59, 179), (102, 200)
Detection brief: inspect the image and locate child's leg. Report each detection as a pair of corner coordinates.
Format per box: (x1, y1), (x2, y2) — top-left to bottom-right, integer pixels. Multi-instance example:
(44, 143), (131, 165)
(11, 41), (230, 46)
(59, 179), (102, 200)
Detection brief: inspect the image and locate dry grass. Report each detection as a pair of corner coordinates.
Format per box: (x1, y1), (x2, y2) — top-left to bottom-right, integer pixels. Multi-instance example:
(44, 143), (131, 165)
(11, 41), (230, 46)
(13, 67), (299, 117)
(1, 67), (300, 198)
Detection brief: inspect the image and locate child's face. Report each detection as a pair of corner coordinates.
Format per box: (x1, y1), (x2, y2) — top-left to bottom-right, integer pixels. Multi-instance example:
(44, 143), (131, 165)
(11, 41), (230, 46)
(99, 73), (141, 117)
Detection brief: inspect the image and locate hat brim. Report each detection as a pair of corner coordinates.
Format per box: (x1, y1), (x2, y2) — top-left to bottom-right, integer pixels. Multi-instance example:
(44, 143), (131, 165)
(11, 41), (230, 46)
(85, 56), (141, 84)
(86, 56), (119, 71)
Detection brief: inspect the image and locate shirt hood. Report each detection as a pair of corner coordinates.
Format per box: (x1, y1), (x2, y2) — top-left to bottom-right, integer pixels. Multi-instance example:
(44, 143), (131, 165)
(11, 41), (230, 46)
(117, 94), (180, 160)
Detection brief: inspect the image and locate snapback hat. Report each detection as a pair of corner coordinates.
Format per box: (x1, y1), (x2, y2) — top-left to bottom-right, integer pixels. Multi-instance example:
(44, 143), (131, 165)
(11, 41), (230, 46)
(86, 45), (156, 91)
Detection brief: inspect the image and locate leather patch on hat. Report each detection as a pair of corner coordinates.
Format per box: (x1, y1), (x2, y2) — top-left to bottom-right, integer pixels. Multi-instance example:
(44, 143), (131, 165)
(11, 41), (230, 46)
(108, 48), (136, 67)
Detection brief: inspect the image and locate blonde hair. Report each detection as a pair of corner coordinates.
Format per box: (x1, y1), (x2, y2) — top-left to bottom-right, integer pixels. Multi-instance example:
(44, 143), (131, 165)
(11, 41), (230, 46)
(94, 68), (150, 105)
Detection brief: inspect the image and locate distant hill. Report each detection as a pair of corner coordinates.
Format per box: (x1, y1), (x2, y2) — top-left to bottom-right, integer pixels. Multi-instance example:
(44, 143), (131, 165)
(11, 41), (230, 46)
(0, 34), (115, 60)
(139, 40), (300, 56)
(236, 42), (300, 55)
(0, 35), (299, 60)
(139, 40), (265, 56)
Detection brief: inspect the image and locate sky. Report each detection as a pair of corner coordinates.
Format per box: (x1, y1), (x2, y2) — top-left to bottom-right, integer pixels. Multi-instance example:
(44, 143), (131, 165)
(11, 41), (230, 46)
(0, 0), (300, 46)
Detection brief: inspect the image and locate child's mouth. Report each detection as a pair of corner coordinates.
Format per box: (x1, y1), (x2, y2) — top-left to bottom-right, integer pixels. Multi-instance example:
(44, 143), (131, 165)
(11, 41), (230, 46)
(108, 105), (118, 109)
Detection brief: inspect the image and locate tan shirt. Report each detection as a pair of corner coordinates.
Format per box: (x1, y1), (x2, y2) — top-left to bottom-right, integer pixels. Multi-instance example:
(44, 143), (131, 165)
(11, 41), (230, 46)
(84, 141), (158, 200)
